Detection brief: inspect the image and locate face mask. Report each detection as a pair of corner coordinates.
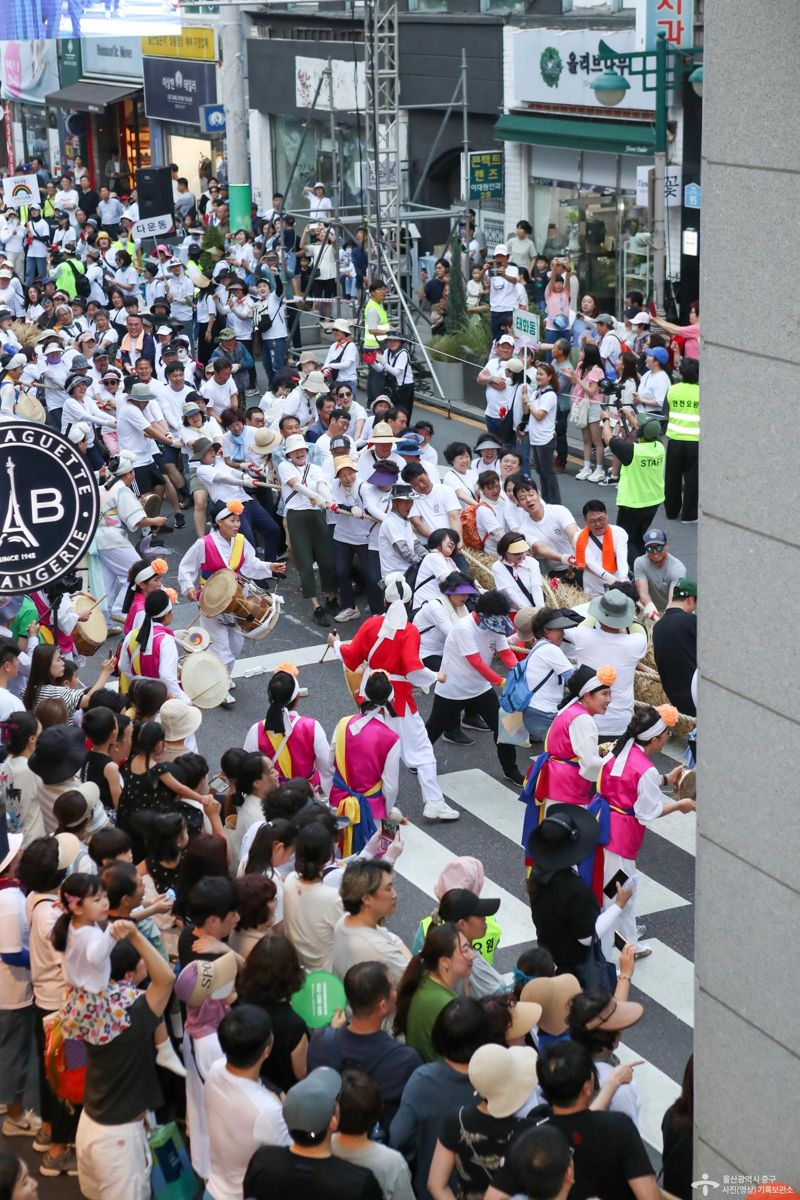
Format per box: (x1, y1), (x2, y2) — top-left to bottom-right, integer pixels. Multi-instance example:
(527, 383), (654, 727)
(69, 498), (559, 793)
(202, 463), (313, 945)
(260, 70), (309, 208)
(46, 353), (62, 364)
(177, 349), (188, 361)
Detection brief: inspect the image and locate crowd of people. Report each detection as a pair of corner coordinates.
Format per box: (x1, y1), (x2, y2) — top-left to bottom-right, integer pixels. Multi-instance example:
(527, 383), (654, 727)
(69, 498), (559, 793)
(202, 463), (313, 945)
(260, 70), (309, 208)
(0, 180), (700, 1200)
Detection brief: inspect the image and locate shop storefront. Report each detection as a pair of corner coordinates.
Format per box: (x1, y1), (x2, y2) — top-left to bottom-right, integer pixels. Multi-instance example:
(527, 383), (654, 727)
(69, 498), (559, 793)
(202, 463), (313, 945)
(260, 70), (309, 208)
(0, 40), (60, 171)
(141, 30), (219, 193)
(498, 25), (661, 311)
(47, 35), (148, 189)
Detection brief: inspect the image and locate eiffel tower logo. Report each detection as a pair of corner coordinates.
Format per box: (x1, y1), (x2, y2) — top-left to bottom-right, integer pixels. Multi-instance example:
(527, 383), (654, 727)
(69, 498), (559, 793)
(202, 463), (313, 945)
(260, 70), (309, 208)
(1, 459), (39, 549)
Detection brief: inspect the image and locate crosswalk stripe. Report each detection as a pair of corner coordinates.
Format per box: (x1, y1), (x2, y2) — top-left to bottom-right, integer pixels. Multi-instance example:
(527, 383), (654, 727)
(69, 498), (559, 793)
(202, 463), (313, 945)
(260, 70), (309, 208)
(649, 810), (697, 856)
(438, 770), (690, 918)
(615, 1042), (681, 1152)
(628, 939), (694, 1028)
(231, 641), (329, 679)
(394, 821), (535, 949)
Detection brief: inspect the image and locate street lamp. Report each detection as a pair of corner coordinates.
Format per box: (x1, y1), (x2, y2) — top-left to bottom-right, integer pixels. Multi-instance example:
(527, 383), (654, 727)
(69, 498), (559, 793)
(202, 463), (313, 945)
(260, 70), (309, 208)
(590, 31), (703, 314)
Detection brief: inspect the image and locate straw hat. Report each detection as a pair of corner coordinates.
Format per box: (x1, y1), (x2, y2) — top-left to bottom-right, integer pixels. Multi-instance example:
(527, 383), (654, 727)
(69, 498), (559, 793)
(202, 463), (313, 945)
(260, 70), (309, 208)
(369, 421), (397, 445)
(468, 1044), (538, 1118)
(520, 974), (581, 1036)
(507, 1000), (543, 1041)
(252, 427), (283, 454)
(159, 699), (202, 742)
(301, 370), (328, 395)
(334, 457), (358, 475)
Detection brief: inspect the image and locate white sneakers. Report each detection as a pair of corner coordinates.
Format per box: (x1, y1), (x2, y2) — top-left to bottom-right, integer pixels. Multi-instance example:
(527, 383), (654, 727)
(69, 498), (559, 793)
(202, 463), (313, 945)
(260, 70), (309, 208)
(575, 466), (593, 480)
(423, 799), (459, 821)
(335, 607), (361, 622)
(588, 467), (607, 483)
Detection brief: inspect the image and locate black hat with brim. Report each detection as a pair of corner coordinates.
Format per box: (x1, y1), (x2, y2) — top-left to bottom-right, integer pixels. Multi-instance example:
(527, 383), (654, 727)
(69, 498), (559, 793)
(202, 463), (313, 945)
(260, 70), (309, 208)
(526, 803), (600, 870)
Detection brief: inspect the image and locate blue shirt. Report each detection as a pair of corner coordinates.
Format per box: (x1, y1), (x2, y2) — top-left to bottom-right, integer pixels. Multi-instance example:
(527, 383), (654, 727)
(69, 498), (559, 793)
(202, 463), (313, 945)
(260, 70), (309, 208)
(390, 1061), (475, 1200)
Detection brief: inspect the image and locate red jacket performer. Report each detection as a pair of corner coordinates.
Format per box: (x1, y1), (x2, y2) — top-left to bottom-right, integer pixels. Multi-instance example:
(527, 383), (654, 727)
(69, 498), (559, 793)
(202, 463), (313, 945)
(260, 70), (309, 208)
(328, 571), (459, 822)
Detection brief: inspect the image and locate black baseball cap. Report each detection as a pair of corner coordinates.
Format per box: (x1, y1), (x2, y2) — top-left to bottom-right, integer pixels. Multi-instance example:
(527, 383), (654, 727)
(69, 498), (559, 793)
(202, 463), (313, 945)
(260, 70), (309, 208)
(439, 888), (500, 922)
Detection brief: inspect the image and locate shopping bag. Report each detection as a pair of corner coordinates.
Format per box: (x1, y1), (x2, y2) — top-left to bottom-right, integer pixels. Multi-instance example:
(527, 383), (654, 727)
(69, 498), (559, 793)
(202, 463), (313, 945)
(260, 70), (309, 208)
(497, 710), (531, 747)
(148, 1121), (201, 1200)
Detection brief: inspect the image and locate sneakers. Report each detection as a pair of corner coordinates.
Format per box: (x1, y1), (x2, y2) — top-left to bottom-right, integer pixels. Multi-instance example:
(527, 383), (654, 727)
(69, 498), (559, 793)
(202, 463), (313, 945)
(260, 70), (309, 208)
(40, 1150), (79, 1177)
(443, 728), (474, 746)
(575, 466), (593, 481)
(423, 799), (459, 821)
(313, 606), (332, 627)
(221, 693), (236, 708)
(634, 945), (653, 960)
(334, 607), (360, 622)
(588, 467), (606, 483)
(33, 1130), (52, 1152)
(597, 474), (614, 487)
(681, 518), (698, 524)
(503, 767), (526, 787)
(2, 1112), (41, 1137)
(462, 714), (490, 732)
(173, 512), (186, 529)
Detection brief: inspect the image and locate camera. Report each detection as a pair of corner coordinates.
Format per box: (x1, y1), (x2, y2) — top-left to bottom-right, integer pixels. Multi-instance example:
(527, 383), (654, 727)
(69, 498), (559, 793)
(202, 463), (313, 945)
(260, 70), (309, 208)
(598, 377), (622, 401)
(44, 572), (81, 601)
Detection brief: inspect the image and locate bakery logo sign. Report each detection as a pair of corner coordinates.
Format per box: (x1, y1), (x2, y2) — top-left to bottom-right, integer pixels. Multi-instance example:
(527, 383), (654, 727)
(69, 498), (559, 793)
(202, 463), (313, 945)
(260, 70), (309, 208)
(0, 423), (99, 595)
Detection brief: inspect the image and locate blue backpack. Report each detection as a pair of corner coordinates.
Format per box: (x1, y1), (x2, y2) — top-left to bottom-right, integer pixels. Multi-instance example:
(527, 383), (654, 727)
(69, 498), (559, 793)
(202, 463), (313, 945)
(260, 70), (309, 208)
(500, 643), (553, 713)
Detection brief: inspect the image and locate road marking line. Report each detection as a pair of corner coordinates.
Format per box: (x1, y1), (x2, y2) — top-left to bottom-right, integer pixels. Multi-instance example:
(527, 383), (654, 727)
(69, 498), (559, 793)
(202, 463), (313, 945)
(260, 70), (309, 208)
(629, 938), (694, 1028)
(231, 641), (329, 678)
(438, 770), (690, 917)
(616, 1042), (681, 1152)
(395, 821), (534, 949)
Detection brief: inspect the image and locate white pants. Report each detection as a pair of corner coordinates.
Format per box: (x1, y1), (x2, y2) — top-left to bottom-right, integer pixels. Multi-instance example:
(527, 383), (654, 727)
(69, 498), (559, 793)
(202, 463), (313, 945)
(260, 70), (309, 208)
(198, 613), (243, 675)
(600, 849), (639, 957)
(99, 543), (140, 616)
(183, 1029), (223, 1180)
(387, 709), (444, 806)
(76, 1111), (151, 1200)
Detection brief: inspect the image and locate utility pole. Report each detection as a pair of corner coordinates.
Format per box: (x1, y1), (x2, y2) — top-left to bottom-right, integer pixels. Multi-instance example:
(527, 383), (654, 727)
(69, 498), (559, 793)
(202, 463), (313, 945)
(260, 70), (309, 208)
(652, 31), (668, 315)
(219, 2), (251, 233)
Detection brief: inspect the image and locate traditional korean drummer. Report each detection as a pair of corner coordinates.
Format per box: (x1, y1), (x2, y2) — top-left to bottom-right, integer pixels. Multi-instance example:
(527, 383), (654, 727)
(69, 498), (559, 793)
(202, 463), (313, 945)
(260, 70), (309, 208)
(177, 499), (285, 707)
(118, 587), (190, 704)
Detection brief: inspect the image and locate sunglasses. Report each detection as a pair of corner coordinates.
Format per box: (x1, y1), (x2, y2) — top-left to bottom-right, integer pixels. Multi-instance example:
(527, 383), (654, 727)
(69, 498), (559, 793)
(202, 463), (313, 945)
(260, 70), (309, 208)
(645, 544), (665, 553)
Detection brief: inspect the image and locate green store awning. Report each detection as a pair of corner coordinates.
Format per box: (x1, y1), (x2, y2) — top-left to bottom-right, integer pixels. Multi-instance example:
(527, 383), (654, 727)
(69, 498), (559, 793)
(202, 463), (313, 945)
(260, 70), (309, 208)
(495, 113), (655, 157)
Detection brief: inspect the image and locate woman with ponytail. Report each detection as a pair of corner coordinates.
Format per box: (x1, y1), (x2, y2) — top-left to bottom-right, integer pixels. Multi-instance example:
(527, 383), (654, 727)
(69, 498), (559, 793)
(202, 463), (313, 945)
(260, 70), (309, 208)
(2, 711), (44, 845)
(237, 817), (297, 935)
(328, 670), (401, 852)
(118, 587), (188, 703)
(229, 752), (280, 860)
(120, 557), (168, 634)
(595, 703), (696, 954)
(243, 665), (331, 795)
(393, 922), (475, 1062)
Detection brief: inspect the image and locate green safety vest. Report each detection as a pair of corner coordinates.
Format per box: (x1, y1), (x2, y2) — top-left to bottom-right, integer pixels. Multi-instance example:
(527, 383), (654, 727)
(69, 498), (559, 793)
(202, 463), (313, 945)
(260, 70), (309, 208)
(616, 440), (666, 509)
(419, 913), (502, 965)
(665, 382), (700, 442)
(363, 297), (388, 350)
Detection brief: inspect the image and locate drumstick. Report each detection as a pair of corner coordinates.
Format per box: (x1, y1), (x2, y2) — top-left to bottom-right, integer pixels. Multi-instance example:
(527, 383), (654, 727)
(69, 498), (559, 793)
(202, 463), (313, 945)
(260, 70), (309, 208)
(80, 593), (107, 616)
(316, 633), (335, 662)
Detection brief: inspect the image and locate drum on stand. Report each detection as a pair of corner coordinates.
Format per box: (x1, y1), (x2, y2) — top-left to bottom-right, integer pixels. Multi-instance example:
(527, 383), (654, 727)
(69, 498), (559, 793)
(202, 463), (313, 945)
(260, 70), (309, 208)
(181, 651), (231, 709)
(72, 593), (108, 656)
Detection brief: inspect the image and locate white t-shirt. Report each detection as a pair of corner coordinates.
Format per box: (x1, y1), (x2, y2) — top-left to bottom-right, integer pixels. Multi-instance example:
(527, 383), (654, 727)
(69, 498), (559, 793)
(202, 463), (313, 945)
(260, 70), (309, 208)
(523, 640), (574, 712)
(332, 1137), (416, 1200)
(571, 624), (648, 735)
(201, 376), (239, 417)
(579, 524), (629, 598)
(413, 595), (466, 660)
(281, 873), (344, 973)
(204, 1059), (290, 1200)
(278, 459), (331, 513)
(378, 511), (417, 576)
(599, 330), (624, 369)
(488, 267), (519, 312)
(481, 356), (511, 420)
(0, 687), (20, 721)
(527, 386), (557, 445)
(25, 893), (63, 1011)
(116, 403), (156, 467)
(0, 887), (31, 1009)
(412, 550), (456, 608)
(636, 368), (671, 413)
(410, 484), (459, 535)
(436, 617), (508, 701)
(332, 915), (410, 985)
(442, 466), (478, 505)
(518, 503), (577, 568)
(491, 557), (544, 609)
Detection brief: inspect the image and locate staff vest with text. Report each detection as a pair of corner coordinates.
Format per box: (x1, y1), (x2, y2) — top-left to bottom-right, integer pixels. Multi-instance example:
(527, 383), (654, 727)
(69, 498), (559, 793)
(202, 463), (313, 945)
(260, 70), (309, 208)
(616, 441), (666, 509)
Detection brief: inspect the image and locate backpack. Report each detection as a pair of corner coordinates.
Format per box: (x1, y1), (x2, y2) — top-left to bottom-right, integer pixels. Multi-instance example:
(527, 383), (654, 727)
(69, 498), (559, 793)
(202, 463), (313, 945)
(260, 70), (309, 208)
(43, 1010), (87, 1109)
(65, 259), (91, 298)
(460, 501), (491, 550)
(499, 643), (554, 713)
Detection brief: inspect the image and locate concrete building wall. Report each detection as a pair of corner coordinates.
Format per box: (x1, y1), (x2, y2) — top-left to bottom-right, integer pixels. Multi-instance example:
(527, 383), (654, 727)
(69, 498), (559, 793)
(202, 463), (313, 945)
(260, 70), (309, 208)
(696, 0), (800, 1182)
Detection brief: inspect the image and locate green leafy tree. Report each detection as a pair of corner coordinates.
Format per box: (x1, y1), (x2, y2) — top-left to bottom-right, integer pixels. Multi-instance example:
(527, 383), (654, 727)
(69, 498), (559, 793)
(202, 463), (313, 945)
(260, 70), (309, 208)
(199, 224), (226, 277)
(444, 233), (469, 335)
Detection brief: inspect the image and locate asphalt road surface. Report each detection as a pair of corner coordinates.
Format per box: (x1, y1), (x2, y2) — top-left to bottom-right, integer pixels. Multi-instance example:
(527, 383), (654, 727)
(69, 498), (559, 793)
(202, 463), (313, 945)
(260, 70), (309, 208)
(2, 399), (697, 1191)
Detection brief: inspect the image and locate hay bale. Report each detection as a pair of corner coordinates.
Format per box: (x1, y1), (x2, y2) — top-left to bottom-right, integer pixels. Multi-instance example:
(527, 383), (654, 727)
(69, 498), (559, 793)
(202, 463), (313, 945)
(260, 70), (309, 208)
(461, 546), (496, 591)
(633, 667), (696, 738)
(11, 320), (40, 351)
(544, 577), (589, 610)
